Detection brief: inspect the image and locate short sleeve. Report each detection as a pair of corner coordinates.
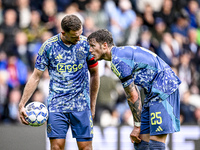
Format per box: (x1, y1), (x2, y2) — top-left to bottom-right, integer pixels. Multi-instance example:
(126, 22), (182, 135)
(35, 42), (50, 71)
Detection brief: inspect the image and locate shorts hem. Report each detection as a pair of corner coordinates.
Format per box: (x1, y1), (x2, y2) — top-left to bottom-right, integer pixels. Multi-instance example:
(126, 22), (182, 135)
(49, 137), (66, 139)
(48, 134), (66, 139)
(76, 138), (93, 142)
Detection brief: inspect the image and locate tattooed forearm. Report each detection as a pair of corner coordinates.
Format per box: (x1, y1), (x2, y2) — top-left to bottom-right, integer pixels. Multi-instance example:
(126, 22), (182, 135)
(127, 99), (141, 122)
(124, 83), (142, 123)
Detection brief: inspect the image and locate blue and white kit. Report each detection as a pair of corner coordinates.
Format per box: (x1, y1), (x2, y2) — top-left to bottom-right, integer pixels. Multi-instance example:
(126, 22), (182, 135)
(35, 33), (98, 139)
(110, 46), (181, 135)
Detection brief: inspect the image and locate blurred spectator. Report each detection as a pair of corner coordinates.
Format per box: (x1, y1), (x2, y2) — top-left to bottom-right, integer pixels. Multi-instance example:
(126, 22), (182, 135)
(55, 0), (72, 12)
(17, 0), (31, 29)
(0, 0), (3, 25)
(0, 31), (4, 51)
(157, 32), (180, 66)
(196, 9), (200, 45)
(188, 86), (200, 107)
(194, 108), (200, 125)
(172, 0), (189, 12)
(126, 14), (143, 46)
(152, 17), (169, 49)
(154, 0), (176, 30)
(85, 0), (109, 29)
(41, 0), (58, 34)
(95, 63), (118, 124)
(83, 17), (97, 37)
(178, 52), (197, 98)
(171, 9), (191, 43)
(2, 0), (18, 10)
(0, 9), (19, 55)
(6, 55), (28, 90)
(64, 2), (85, 24)
(141, 3), (155, 31)
(180, 90), (196, 125)
(104, 0), (136, 45)
(2, 88), (21, 124)
(0, 70), (9, 120)
(72, 0), (90, 12)
(135, 0), (163, 13)
(29, 0), (43, 10)
(136, 25), (156, 53)
(184, 0), (199, 28)
(0, 51), (7, 70)
(178, 52), (194, 87)
(183, 28), (200, 73)
(23, 10), (47, 44)
(13, 31), (34, 71)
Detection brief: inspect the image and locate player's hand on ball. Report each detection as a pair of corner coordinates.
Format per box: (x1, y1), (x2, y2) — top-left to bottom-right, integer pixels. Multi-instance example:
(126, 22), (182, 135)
(130, 127), (141, 143)
(19, 106), (29, 125)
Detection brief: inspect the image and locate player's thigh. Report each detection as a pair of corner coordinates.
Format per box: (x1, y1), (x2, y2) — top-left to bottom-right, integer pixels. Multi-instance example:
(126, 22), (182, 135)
(69, 110), (93, 139)
(50, 138), (66, 150)
(47, 112), (70, 139)
(149, 89), (180, 137)
(77, 141), (92, 150)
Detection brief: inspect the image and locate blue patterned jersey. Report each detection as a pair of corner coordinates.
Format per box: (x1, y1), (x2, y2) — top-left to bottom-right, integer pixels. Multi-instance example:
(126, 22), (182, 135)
(111, 46), (181, 101)
(35, 33), (98, 112)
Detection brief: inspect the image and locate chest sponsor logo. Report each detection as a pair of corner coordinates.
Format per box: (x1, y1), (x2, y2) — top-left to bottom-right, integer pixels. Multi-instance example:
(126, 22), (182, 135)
(57, 63), (83, 73)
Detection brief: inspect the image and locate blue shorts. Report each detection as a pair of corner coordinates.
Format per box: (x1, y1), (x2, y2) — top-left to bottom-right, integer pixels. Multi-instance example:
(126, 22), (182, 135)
(47, 110), (93, 141)
(140, 89), (180, 136)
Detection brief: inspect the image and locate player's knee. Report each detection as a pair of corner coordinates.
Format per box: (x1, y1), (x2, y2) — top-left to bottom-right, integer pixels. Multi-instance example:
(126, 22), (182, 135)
(78, 145), (92, 150)
(149, 140), (165, 150)
(134, 140), (149, 150)
(77, 141), (92, 150)
(79, 146), (92, 150)
(51, 145), (64, 150)
(50, 142), (65, 150)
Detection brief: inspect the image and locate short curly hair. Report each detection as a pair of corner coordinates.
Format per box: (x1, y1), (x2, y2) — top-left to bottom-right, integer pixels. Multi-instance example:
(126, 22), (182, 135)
(87, 29), (114, 47)
(61, 15), (82, 32)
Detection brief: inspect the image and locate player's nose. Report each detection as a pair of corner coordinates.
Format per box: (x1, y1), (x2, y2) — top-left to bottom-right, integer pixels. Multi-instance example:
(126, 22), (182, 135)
(89, 47), (93, 52)
(77, 36), (81, 41)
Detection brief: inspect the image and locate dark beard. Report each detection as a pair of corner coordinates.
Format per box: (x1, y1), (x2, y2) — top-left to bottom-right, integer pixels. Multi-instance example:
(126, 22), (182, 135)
(98, 51), (106, 61)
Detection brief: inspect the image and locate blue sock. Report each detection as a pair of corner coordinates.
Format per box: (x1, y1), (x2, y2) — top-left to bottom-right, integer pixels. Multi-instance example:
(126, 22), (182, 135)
(134, 140), (149, 150)
(149, 140), (165, 150)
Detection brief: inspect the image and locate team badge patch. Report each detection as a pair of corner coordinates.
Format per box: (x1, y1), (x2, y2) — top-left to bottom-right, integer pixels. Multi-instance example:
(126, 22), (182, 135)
(76, 51), (84, 60)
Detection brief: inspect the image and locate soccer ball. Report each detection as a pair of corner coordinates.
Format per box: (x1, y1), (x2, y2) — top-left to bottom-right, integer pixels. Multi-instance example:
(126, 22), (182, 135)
(25, 102), (48, 127)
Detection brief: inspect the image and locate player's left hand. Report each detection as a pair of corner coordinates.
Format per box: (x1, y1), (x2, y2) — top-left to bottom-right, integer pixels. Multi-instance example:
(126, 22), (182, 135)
(130, 127), (141, 143)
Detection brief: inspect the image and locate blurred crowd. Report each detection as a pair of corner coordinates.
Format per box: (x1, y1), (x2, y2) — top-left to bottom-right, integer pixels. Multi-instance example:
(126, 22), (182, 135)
(0, 0), (200, 126)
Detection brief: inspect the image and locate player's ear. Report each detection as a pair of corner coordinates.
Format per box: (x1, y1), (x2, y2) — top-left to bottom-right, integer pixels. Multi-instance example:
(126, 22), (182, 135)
(61, 31), (65, 36)
(102, 42), (108, 49)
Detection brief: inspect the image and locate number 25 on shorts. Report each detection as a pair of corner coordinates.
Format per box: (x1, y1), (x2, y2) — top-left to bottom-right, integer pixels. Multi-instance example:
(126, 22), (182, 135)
(151, 112), (162, 125)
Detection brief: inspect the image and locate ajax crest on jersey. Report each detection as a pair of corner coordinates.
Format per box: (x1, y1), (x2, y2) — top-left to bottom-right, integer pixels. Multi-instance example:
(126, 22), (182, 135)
(25, 102), (48, 127)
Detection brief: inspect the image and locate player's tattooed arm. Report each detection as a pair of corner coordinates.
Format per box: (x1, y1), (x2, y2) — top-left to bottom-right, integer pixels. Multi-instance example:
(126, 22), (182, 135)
(124, 82), (142, 124)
